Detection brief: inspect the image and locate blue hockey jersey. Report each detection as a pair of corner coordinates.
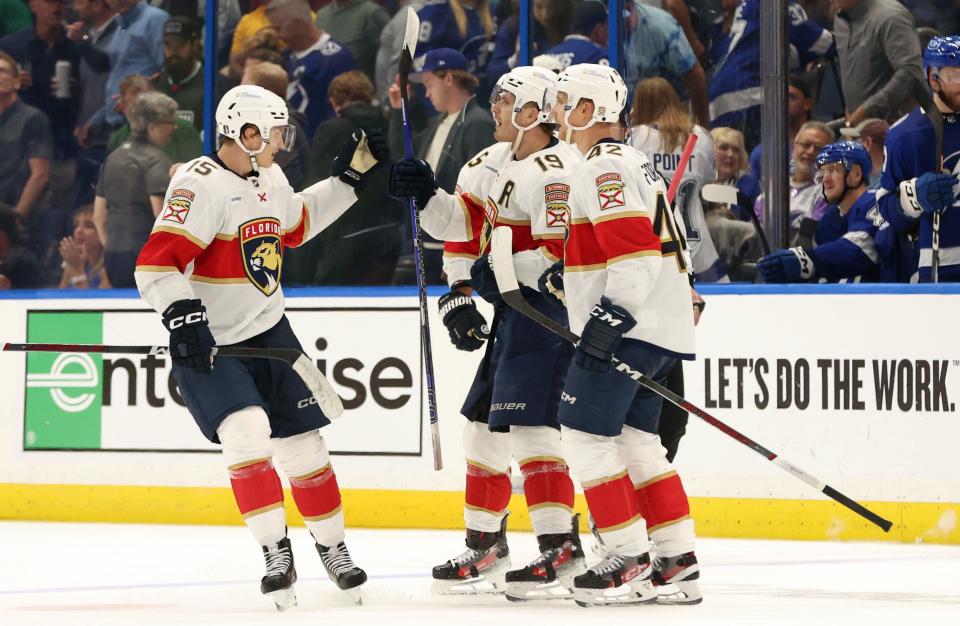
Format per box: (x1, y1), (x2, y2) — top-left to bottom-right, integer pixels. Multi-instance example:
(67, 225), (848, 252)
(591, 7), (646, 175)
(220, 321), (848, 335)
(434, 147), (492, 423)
(810, 189), (883, 282)
(285, 34), (355, 138)
(708, 0), (834, 128)
(540, 35), (609, 71)
(877, 106), (960, 282)
(416, 0), (491, 75)
(486, 16), (551, 82)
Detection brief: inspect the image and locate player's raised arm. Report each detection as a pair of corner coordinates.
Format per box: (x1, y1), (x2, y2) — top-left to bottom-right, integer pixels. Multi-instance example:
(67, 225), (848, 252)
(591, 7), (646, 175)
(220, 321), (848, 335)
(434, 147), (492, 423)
(289, 129), (391, 243)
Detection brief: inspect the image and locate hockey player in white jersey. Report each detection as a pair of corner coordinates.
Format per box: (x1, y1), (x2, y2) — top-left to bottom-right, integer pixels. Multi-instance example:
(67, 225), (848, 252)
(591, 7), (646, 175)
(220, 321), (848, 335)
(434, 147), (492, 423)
(548, 64), (702, 606)
(134, 85), (387, 610)
(628, 76), (727, 283)
(390, 66), (587, 600)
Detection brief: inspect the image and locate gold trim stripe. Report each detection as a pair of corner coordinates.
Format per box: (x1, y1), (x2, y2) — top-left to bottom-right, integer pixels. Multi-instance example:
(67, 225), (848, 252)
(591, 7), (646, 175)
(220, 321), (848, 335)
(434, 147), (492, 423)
(633, 470), (678, 491)
(135, 265), (178, 273)
(527, 502), (574, 513)
(291, 464), (332, 482)
(466, 459), (508, 476)
(227, 457), (273, 471)
(581, 469), (629, 489)
(241, 501), (284, 519)
(647, 515), (692, 534)
(302, 504), (343, 522)
(189, 275), (248, 285)
(464, 503), (508, 515)
(518, 456), (566, 466)
(607, 250), (661, 265)
(595, 513), (644, 533)
(443, 251), (478, 260)
(153, 225), (209, 249)
(593, 210), (649, 224)
(564, 262), (607, 273)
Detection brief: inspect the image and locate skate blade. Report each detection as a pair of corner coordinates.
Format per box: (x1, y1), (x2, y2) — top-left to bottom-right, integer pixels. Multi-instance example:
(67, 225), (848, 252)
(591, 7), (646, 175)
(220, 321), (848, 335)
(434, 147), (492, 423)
(573, 581), (657, 608)
(266, 587), (297, 611)
(655, 581), (702, 605)
(342, 586), (363, 606)
(505, 580), (575, 602)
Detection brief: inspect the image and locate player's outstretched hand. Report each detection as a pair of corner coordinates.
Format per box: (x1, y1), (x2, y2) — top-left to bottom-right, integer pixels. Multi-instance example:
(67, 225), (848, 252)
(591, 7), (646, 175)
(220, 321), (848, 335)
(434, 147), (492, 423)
(438, 290), (489, 351)
(388, 159), (438, 209)
(538, 260), (565, 308)
(331, 128), (388, 190)
(469, 255), (500, 304)
(912, 171), (958, 214)
(757, 247), (814, 283)
(577, 297), (636, 373)
(162, 299), (216, 374)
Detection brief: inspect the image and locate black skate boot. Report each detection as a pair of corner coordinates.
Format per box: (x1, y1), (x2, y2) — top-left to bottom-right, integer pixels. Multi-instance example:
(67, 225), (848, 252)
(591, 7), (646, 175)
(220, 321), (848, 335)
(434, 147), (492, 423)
(260, 537), (297, 611)
(504, 513), (586, 602)
(317, 541), (367, 605)
(652, 551), (702, 605)
(431, 515), (510, 595)
(572, 551), (657, 607)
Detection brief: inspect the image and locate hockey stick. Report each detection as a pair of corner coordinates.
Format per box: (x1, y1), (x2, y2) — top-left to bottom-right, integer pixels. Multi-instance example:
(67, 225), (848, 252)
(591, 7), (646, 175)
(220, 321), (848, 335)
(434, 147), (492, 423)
(3, 342), (344, 419)
(911, 75), (945, 283)
(701, 183), (772, 256)
(489, 227), (893, 532)
(666, 132), (698, 205)
(398, 7), (442, 470)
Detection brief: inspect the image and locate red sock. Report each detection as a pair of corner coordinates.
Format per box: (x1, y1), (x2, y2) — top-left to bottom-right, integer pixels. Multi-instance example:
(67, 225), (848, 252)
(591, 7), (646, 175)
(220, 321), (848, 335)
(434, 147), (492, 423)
(465, 462), (512, 515)
(584, 472), (641, 531)
(635, 471), (691, 531)
(520, 458), (574, 512)
(289, 464), (342, 521)
(229, 459), (284, 517)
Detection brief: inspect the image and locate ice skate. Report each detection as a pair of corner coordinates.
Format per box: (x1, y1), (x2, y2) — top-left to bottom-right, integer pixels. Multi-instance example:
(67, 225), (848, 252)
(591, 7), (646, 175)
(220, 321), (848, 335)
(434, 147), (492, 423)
(317, 541), (367, 605)
(260, 537), (297, 611)
(572, 551), (657, 607)
(432, 516), (510, 595)
(653, 551), (702, 605)
(504, 513), (586, 601)
(587, 513), (609, 558)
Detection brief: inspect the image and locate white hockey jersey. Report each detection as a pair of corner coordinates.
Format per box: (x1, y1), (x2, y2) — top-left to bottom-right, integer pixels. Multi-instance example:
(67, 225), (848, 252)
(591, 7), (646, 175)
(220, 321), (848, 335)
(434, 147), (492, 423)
(565, 141), (694, 359)
(629, 124), (728, 282)
(419, 139), (581, 288)
(134, 155), (358, 345)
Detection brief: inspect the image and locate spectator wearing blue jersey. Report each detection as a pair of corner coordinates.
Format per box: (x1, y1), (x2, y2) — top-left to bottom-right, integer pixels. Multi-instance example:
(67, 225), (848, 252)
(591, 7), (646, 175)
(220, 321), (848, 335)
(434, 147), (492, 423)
(487, 0), (569, 83)
(707, 0), (833, 151)
(539, 0), (608, 71)
(759, 141), (883, 283)
(833, 0), (925, 127)
(266, 0), (355, 139)
(416, 0), (494, 76)
(625, 1), (709, 128)
(876, 36), (960, 283)
(92, 0), (169, 128)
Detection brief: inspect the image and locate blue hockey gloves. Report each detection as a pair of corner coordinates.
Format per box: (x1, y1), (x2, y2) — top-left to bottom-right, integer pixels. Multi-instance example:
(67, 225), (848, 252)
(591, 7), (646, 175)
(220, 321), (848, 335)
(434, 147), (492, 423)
(438, 290), (490, 351)
(162, 299), (216, 373)
(389, 159), (438, 209)
(331, 128), (388, 190)
(757, 247), (815, 283)
(576, 297), (637, 373)
(901, 172), (958, 216)
(469, 255), (501, 304)
(538, 260), (565, 308)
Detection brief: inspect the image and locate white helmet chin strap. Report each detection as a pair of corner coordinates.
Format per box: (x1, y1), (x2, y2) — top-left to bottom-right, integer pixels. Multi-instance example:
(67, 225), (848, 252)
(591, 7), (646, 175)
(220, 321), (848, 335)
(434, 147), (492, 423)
(238, 130), (272, 176)
(510, 105), (542, 155)
(562, 97), (596, 143)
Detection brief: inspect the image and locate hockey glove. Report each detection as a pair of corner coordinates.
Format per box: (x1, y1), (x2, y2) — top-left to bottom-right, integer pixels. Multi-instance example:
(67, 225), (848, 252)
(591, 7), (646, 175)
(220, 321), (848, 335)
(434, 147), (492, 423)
(576, 297), (637, 373)
(438, 290), (490, 351)
(331, 128), (388, 190)
(162, 298), (216, 374)
(757, 247), (814, 283)
(900, 172), (958, 217)
(538, 260), (565, 308)
(389, 159), (438, 209)
(469, 255), (500, 304)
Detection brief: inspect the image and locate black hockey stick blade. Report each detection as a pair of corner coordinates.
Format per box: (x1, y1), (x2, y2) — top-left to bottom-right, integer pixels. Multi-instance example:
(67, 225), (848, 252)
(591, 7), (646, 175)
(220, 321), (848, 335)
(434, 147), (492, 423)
(4, 342), (345, 419)
(489, 227), (893, 532)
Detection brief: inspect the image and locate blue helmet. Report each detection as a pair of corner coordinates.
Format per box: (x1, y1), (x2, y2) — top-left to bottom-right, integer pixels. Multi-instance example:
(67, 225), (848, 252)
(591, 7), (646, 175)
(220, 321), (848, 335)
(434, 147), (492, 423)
(924, 35), (960, 74)
(816, 141), (872, 179)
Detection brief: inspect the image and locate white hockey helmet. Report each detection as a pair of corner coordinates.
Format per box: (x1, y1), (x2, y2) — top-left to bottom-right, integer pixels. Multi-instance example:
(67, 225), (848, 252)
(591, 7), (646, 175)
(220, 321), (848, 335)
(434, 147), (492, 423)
(215, 85), (295, 156)
(491, 65), (558, 126)
(554, 63), (628, 132)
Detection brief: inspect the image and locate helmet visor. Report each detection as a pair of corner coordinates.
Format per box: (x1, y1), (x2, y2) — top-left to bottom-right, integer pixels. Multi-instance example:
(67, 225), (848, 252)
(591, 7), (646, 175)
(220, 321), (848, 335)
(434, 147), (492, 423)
(935, 65), (960, 85)
(267, 124), (296, 152)
(489, 84), (515, 108)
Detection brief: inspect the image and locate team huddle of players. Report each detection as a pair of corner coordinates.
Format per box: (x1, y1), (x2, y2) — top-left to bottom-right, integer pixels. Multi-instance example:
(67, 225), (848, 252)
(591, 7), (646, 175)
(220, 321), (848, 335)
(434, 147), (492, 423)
(132, 35), (960, 611)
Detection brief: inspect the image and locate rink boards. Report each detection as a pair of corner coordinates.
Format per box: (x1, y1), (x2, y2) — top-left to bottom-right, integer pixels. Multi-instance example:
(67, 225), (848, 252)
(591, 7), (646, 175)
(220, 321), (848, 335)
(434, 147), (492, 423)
(0, 285), (958, 544)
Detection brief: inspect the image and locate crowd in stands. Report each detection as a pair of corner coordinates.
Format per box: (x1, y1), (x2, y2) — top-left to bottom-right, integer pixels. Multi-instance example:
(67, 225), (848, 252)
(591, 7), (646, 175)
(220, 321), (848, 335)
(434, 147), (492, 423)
(0, 0), (956, 289)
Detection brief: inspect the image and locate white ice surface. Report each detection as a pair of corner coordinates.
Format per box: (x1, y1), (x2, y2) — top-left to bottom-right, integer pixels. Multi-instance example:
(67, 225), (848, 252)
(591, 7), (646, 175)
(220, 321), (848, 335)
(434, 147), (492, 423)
(0, 522), (958, 626)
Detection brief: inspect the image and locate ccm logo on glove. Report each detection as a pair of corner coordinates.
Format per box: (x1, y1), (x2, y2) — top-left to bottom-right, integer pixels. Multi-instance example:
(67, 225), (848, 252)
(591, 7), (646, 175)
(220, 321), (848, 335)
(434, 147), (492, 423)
(166, 311), (207, 329)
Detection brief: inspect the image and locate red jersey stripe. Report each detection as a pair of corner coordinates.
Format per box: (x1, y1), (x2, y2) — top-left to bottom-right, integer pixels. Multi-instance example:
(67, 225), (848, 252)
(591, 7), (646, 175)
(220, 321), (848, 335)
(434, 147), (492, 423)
(192, 236), (245, 279)
(283, 205), (309, 248)
(136, 229), (206, 272)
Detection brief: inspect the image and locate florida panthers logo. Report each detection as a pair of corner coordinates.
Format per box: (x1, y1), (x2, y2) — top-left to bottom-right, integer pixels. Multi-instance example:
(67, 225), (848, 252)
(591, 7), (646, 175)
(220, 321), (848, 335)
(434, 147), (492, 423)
(596, 173), (625, 210)
(239, 218), (283, 296)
